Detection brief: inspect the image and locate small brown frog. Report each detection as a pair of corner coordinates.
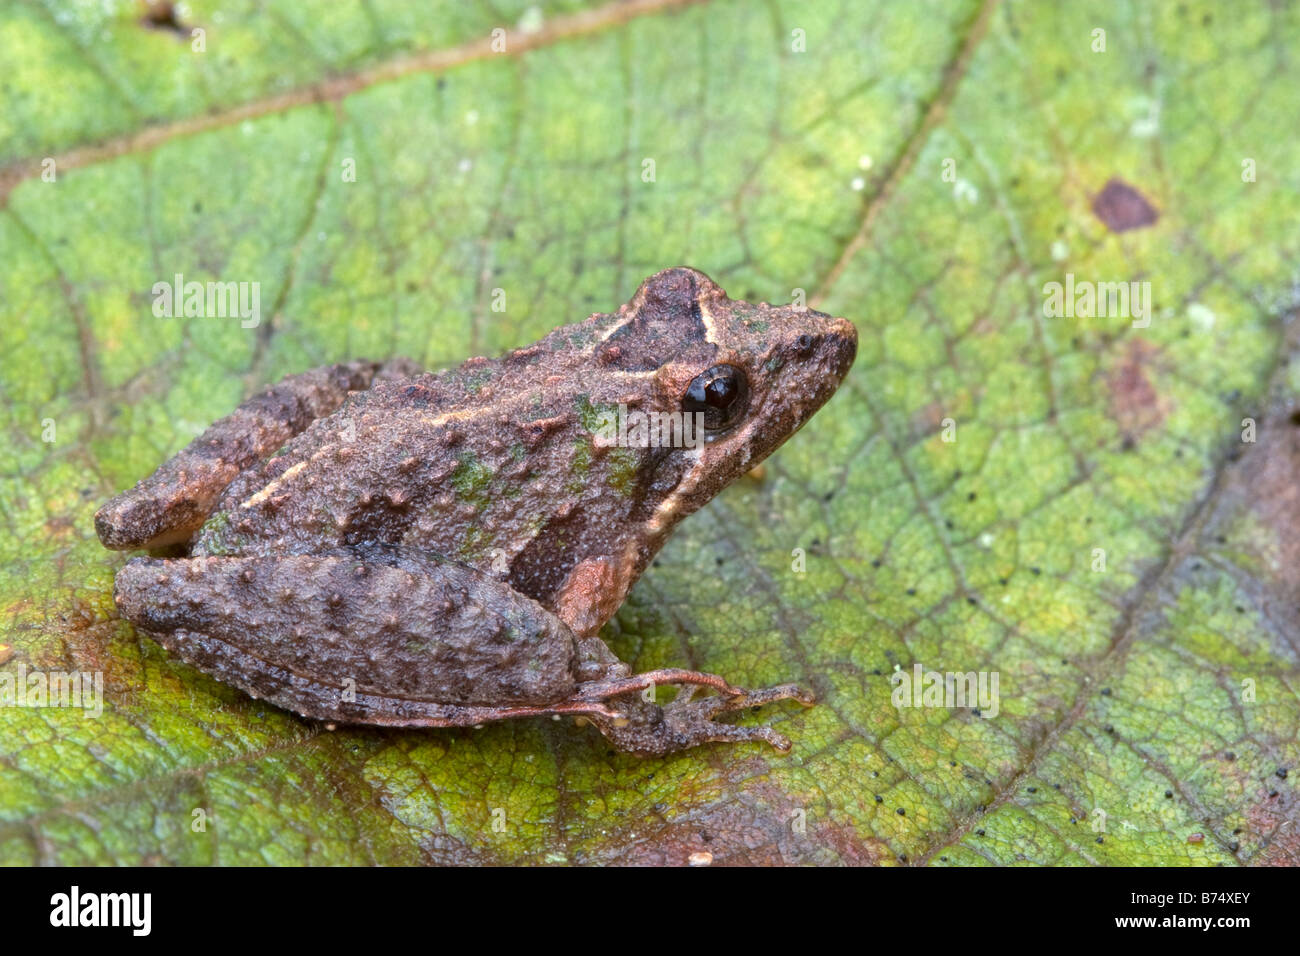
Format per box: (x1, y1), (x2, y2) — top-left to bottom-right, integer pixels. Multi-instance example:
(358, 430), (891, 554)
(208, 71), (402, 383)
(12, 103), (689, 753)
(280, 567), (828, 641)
(97, 268), (857, 755)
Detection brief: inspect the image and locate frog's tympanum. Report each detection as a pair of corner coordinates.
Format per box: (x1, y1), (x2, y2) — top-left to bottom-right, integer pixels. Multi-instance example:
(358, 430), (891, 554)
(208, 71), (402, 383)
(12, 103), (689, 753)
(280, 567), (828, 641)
(98, 268), (857, 755)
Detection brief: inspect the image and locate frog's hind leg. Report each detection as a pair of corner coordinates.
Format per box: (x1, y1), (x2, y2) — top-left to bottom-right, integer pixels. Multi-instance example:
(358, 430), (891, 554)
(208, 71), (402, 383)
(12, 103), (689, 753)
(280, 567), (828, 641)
(112, 547), (815, 753)
(111, 546), (606, 728)
(149, 622), (623, 729)
(96, 359), (421, 550)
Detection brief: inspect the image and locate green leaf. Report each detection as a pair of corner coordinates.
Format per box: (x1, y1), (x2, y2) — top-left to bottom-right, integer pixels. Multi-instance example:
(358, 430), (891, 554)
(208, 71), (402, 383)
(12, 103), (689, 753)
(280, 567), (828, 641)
(2, 0), (1298, 865)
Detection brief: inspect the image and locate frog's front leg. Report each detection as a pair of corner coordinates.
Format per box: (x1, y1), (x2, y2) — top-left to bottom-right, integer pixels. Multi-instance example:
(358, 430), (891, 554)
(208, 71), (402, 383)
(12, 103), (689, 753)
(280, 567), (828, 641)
(551, 559), (815, 754)
(96, 358), (420, 550)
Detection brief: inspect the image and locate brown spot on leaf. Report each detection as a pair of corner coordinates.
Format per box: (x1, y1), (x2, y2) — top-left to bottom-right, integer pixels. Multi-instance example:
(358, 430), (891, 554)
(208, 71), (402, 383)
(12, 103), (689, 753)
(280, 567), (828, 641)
(1216, 396), (1300, 635)
(45, 514), (76, 541)
(582, 774), (880, 865)
(1245, 790), (1300, 865)
(1106, 339), (1169, 443)
(140, 0), (187, 35)
(1091, 178), (1159, 233)
(812, 818), (888, 865)
(914, 401), (948, 435)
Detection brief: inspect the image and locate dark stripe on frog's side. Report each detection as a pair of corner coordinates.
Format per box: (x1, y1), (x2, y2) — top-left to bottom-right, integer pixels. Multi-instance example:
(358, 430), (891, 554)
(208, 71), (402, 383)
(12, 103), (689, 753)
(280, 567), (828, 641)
(506, 443), (675, 606)
(342, 492), (417, 548)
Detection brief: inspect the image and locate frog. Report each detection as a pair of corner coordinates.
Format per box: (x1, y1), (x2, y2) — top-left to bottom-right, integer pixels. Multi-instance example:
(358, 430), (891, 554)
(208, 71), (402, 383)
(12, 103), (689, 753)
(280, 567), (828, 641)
(97, 267), (858, 755)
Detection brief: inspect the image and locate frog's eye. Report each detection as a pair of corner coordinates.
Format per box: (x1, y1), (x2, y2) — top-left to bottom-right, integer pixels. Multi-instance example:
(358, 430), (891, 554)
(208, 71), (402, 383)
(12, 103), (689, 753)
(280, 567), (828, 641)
(683, 364), (749, 432)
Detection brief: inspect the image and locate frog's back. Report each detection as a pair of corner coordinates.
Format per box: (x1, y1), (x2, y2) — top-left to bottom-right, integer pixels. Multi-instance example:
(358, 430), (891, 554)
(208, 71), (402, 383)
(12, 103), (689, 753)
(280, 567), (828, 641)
(190, 309), (662, 593)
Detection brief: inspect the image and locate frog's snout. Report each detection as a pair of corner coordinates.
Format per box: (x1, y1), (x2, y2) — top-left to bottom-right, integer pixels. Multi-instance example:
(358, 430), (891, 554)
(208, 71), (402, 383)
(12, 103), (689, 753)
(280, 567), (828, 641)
(826, 316), (858, 382)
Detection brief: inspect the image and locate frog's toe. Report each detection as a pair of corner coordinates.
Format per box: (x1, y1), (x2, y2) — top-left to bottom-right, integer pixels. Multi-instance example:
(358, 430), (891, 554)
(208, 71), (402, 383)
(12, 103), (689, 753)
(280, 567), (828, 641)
(575, 667), (815, 707)
(709, 682), (816, 711)
(584, 677), (813, 756)
(677, 717), (793, 754)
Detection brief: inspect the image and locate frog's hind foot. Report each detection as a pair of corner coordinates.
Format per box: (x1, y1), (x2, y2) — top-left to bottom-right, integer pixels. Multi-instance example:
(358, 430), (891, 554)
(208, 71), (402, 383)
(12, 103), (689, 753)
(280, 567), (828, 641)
(577, 671), (814, 756)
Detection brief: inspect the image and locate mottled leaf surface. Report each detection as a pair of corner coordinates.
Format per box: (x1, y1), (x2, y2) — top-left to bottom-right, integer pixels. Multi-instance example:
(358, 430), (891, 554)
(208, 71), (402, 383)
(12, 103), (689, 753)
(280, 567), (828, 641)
(1, 0), (1298, 865)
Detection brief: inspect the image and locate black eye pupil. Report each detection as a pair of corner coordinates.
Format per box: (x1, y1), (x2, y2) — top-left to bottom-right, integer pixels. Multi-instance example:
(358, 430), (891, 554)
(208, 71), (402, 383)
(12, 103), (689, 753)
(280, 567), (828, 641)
(682, 364), (749, 433)
(796, 334), (814, 356)
(705, 377), (736, 407)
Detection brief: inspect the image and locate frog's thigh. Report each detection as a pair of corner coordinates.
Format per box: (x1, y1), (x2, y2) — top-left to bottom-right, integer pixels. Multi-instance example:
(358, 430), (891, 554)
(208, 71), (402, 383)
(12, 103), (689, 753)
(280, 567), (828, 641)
(96, 359), (421, 550)
(112, 547), (600, 727)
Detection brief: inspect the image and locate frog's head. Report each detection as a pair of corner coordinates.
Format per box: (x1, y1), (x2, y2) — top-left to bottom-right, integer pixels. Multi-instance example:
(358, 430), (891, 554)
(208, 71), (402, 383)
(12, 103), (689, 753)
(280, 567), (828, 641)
(600, 266), (857, 516)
